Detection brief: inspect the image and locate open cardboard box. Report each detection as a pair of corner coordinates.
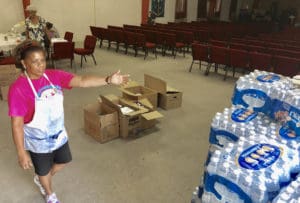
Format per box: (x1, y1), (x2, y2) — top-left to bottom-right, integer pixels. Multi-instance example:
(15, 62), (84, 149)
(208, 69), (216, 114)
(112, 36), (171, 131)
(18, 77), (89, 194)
(100, 94), (163, 138)
(83, 101), (119, 143)
(144, 74), (183, 110)
(120, 81), (158, 108)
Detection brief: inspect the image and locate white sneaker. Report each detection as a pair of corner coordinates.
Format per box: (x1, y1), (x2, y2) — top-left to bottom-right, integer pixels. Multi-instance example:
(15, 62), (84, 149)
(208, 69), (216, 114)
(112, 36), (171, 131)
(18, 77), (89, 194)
(46, 193), (60, 203)
(33, 175), (46, 196)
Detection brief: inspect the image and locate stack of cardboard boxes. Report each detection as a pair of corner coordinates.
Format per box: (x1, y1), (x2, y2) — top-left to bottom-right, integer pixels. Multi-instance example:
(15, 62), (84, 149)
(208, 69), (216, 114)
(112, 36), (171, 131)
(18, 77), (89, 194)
(84, 74), (183, 143)
(0, 65), (21, 101)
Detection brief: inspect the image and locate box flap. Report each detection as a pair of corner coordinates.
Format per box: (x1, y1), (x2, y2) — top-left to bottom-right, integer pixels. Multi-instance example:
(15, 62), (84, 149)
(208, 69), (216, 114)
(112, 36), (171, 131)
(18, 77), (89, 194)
(99, 94), (122, 114)
(120, 88), (142, 97)
(141, 111), (163, 120)
(166, 86), (180, 93)
(144, 74), (167, 94)
(122, 80), (140, 88)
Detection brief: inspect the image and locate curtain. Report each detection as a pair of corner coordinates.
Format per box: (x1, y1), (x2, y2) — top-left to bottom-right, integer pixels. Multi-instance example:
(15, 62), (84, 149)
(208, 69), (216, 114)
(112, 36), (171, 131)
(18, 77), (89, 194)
(23, 0), (30, 18)
(175, 0), (187, 19)
(197, 0), (207, 18)
(142, 0), (150, 24)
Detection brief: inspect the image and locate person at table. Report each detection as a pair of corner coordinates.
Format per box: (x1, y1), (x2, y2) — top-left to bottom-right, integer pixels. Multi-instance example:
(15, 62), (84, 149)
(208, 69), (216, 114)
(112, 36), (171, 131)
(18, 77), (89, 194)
(8, 40), (130, 203)
(25, 5), (47, 47)
(45, 22), (60, 40)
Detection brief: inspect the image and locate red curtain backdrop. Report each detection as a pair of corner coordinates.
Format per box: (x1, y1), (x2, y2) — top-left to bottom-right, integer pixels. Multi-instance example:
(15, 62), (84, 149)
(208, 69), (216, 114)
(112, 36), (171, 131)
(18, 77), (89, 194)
(142, 0), (150, 24)
(23, 0), (30, 18)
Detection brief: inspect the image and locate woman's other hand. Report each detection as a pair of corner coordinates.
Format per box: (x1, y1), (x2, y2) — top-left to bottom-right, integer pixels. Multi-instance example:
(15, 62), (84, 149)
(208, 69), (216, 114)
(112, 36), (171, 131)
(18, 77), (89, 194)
(18, 151), (33, 170)
(109, 70), (130, 85)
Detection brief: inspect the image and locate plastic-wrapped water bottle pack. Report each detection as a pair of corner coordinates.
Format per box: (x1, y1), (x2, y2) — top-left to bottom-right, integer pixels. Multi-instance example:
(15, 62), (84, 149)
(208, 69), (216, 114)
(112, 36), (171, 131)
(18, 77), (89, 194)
(202, 135), (300, 203)
(272, 174), (300, 203)
(232, 70), (293, 115)
(209, 105), (276, 147)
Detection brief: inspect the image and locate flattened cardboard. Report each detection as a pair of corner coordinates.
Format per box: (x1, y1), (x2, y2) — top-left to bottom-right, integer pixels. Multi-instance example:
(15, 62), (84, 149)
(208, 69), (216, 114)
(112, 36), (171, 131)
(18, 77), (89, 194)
(83, 102), (119, 143)
(141, 111), (163, 120)
(144, 74), (183, 110)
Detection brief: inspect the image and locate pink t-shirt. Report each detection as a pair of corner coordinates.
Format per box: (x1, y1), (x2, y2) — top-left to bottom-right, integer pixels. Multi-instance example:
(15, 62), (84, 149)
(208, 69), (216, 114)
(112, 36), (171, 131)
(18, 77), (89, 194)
(8, 70), (74, 123)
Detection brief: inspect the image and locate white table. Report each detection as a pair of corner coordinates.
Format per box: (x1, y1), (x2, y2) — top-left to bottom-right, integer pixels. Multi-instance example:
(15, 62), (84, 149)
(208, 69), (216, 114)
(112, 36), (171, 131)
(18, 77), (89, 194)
(51, 38), (68, 44)
(0, 33), (25, 53)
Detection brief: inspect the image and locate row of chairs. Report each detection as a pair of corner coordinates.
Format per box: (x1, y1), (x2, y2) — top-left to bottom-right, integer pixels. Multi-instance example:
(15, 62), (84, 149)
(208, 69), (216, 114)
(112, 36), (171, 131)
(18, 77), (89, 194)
(209, 39), (300, 57)
(190, 43), (300, 80)
(90, 26), (186, 59)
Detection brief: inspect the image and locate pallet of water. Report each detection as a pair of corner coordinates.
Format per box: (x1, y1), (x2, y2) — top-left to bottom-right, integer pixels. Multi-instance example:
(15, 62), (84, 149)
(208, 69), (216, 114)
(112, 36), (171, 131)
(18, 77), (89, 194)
(272, 174), (300, 203)
(232, 70), (293, 115)
(202, 135), (300, 203)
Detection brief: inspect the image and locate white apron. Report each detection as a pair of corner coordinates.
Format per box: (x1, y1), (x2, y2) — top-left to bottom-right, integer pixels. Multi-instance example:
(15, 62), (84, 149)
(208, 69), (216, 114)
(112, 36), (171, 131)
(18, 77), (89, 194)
(23, 72), (68, 153)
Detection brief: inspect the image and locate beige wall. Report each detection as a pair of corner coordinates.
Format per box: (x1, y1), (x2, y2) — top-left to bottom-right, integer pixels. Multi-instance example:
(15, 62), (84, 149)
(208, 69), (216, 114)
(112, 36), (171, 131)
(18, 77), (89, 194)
(31, 0), (141, 41)
(187, 0), (198, 22)
(0, 0), (24, 33)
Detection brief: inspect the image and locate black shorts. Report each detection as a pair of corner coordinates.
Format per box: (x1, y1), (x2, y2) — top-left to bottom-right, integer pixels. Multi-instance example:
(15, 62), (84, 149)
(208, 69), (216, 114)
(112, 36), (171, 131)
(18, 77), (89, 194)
(29, 142), (72, 176)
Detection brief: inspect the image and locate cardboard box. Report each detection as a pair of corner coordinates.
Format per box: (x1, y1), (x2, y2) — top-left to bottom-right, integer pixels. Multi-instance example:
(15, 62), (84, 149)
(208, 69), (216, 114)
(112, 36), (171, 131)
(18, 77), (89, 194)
(0, 65), (20, 86)
(100, 94), (163, 138)
(0, 86), (9, 101)
(121, 81), (158, 108)
(144, 74), (183, 110)
(83, 102), (119, 143)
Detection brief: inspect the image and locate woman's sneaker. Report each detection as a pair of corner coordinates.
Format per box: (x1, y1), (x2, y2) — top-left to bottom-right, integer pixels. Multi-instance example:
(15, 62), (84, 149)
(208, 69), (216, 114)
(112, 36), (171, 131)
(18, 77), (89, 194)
(33, 175), (46, 196)
(46, 193), (60, 203)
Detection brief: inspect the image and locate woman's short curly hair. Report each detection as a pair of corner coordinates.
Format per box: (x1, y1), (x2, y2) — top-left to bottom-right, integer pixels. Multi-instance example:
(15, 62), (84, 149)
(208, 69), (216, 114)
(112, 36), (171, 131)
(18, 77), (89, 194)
(13, 40), (45, 70)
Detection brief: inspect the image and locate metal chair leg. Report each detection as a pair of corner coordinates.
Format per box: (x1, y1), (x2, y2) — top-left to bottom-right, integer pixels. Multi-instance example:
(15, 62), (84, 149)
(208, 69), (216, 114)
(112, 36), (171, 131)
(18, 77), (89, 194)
(205, 63), (212, 76)
(189, 61), (194, 72)
(224, 66), (229, 81)
(80, 56), (83, 68)
(91, 54), (97, 65)
(83, 56), (87, 62)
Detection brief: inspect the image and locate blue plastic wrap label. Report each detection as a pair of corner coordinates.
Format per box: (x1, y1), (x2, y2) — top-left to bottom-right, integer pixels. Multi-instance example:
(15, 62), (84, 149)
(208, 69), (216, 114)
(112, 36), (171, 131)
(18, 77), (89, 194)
(279, 124), (297, 140)
(256, 74), (281, 83)
(238, 144), (281, 170)
(231, 108), (258, 122)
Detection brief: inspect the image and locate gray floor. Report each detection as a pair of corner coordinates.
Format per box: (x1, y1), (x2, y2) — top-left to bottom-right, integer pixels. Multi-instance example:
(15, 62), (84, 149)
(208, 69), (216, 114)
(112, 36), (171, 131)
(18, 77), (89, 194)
(0, 44), (238, 203)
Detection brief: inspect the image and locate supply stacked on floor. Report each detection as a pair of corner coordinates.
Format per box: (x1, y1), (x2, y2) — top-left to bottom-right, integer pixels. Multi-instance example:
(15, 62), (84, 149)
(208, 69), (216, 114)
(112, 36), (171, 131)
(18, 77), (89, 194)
(192, 70), (300, 203)
(83, 74), (183, 143)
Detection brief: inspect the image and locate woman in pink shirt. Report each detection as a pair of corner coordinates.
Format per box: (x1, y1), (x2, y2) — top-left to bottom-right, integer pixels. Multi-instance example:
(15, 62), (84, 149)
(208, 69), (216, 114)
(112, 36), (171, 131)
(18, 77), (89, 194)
(8, 40), (129, 203)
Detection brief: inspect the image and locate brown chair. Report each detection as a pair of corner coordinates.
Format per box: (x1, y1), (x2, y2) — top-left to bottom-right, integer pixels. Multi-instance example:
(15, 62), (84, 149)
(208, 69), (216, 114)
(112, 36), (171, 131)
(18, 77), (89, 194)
(249, 52), (272, 71)
(64, 32), (73, 42)
(189, 43), (209, 72)
(124, 31), (137, 55)
(74, 35), (97, 67)
(164, 33), (185, 58)
(51, 42), (75, 69)
(207, 46), (230, 79)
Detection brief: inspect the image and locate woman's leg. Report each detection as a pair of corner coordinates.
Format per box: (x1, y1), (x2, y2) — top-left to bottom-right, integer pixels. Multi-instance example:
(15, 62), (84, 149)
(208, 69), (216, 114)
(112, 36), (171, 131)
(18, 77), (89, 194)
(51, 163), (67, 176)
(39, 172), (53, 195)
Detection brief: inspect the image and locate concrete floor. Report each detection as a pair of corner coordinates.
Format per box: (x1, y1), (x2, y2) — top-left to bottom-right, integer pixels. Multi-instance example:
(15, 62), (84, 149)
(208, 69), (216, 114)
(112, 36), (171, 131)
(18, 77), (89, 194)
(0, 44), (238, 203)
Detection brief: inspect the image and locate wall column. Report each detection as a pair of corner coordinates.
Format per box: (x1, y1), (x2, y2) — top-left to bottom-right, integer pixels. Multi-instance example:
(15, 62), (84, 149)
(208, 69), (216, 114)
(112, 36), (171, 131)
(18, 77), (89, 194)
(142, 0), (150, 24)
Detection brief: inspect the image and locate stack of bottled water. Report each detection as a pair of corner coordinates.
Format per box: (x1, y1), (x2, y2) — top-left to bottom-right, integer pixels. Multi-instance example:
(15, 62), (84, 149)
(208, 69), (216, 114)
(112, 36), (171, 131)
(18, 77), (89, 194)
(272, 175), (300, 203)
(191, 70), (300, 203)
(232, 70), (293, 115)
(202, 135), (300, 203)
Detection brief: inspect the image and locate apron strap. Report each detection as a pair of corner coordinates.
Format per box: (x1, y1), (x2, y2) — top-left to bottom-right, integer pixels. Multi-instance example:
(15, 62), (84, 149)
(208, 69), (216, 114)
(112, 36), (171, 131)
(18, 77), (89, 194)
(25, 72), (57, 98)
(25, 71), (39, 98)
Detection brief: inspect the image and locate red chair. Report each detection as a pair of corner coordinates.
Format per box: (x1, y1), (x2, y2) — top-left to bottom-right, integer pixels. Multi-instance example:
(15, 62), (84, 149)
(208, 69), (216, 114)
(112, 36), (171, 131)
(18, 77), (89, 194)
(74, 35), (97, 67)
(246, 45), (267, 53)
(249, 52), (272, 71)
(135, 33), (157, 59)
(208, 46), (230, 79)
(64, 31), (73, 42)
(90, 26), (103, 47)
(124, 31), (137, 55)
(210, 39), (228, 47)
(270, 48), (300, 59)
(229, 48), (249, 79)
(0, 54), (16, 65)
(273, 55), (300, 77)
(182, 31), (194, 52)
(230, 43), (247, 51)
(51, 42), (75, 69)
(164, 33), (185, 58)
(189, 43), (209, 72)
